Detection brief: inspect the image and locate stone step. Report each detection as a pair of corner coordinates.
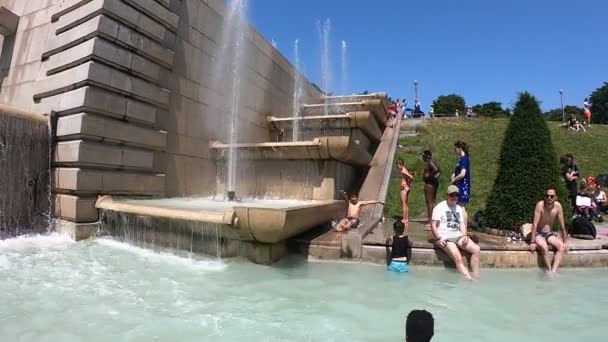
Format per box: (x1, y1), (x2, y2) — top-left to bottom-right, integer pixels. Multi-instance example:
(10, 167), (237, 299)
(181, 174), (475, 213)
(32, 86), (158, 126)
(300, 99), (387, 127)
(54, 168), (165, 196)
(56, 112), (167, 150)
(33, 61), (170, 108)
(268, 111), (382, 143)
(312, 92), (389, 108)
(209, 136), (372, 167)
(54, 140), (155, 171)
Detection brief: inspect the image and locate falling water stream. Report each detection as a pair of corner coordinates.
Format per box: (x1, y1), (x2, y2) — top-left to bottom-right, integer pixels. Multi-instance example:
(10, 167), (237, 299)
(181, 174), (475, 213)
(210, 0), (249, 195)
(0, 108), (50, 237)
(292, 39), (303, 141)
(318, 18), (331, 115)
(341, 40), (348, 95)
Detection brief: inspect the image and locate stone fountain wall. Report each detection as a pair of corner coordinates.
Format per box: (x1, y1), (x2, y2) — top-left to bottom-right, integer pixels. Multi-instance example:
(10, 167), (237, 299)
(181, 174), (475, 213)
(0, 0), (322, 236)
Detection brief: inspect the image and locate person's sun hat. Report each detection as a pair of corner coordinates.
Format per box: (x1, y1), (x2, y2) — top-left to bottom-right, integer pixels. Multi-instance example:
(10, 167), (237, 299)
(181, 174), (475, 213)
(446, 185), (460, 195)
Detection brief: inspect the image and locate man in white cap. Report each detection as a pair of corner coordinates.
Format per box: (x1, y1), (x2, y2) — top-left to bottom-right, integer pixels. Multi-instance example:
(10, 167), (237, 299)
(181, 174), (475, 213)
(430, 185), (481, 279)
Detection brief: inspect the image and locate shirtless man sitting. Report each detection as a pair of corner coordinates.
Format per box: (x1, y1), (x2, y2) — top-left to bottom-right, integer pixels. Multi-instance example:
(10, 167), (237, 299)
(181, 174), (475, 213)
(334, 191), (384, 232)
(529, 188), (569, 274)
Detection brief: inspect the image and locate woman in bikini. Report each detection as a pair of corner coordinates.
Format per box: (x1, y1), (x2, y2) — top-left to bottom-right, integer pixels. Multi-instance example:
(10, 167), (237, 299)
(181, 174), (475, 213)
(397, 159), (414, 224)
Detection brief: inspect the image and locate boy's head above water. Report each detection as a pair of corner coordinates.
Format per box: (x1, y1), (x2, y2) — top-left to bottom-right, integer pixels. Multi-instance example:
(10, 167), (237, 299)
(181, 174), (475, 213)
(393, 220), (405, 235)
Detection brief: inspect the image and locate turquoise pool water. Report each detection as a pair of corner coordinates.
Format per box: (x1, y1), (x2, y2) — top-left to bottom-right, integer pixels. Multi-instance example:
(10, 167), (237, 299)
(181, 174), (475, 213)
(1, 235), (606, 341)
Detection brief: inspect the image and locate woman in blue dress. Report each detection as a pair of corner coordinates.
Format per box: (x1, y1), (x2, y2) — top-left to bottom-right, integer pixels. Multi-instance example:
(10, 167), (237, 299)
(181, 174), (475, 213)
(450, 141), (471, 207)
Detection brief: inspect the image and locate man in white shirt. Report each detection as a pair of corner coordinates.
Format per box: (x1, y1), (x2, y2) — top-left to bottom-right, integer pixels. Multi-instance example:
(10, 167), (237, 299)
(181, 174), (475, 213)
(431, 185), (481, 279)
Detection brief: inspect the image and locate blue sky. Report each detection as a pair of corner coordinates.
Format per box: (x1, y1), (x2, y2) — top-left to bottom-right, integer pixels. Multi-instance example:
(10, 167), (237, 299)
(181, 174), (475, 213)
(248, 0), (607, 111)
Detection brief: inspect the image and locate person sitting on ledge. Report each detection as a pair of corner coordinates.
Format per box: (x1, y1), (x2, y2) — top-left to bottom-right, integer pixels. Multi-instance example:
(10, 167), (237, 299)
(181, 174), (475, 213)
(529, 188), (569, 275)
(593, 185), (608, 213)
(386, 220), (411, 272)
(430, 185), (480, 280)
(334, 191), (383, 232)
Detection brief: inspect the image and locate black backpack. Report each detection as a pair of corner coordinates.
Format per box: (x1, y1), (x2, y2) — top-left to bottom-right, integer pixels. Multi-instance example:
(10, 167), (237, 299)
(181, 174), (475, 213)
(470, 210), (484, 230)
(570, 216), (597, 240)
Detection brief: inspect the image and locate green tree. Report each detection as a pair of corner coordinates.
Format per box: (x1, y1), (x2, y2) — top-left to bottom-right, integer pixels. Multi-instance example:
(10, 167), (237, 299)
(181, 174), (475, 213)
(590, 82), (608, 124)
(432, 94), (466, 114)
(472, 101), (510, 118)
(543, 105), (583, 121)
(485, 92), (568, 229)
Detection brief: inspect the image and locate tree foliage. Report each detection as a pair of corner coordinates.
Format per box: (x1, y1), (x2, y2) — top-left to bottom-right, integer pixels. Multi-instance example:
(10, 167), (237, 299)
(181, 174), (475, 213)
(472, 101), (510, 118)
(590, 82), (608, 124)
(543, 105), (583, 121)
(432, 94), (466, 114)
(485, 92), (568, 229)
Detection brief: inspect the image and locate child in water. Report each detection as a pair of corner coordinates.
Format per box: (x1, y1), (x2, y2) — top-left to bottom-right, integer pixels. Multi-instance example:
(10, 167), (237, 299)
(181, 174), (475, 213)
(386, 220), (411, 272)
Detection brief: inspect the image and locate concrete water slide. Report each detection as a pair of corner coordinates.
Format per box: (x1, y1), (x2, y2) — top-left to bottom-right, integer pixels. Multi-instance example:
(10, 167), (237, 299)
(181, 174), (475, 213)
(291, 106), (402, 260)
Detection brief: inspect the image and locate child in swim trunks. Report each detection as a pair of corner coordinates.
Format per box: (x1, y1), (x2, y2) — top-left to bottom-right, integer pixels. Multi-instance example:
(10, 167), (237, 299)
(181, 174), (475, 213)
(334, 191), (384, 232)
(386, 220), (411, 272)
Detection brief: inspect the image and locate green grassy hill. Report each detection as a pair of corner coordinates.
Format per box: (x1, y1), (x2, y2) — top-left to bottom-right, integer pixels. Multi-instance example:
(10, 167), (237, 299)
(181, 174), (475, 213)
(385, 118), (608, 220)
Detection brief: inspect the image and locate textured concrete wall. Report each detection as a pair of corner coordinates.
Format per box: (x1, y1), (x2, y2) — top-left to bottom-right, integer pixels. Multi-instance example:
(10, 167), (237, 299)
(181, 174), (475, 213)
(215, 160), (358, 200)
(163, 0), (321, 197)
(0, 0), (322, 225)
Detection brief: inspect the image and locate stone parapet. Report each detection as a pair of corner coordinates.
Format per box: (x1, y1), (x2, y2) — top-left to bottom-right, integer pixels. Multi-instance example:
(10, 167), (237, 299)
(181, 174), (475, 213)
(54, 194), (99, 222)
(53, 219), (99, 241)
(43, 15), (174, 68)
(52, 0), (173, 45)
(32, 86), (158, 126)
(54, 168), (165, 195)
(56, 112), (167, 150)
(362, 246), (608, 268)
(33, 61), (170, 107)
(54, 140), (155, 170)
(295, 240), (608, 268)
(45, 37), (164, 86)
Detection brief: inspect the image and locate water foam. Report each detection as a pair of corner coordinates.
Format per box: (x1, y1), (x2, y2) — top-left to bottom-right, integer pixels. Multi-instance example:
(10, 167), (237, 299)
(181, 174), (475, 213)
(96, 238), (226, 272)
(0, 233), (73, 252)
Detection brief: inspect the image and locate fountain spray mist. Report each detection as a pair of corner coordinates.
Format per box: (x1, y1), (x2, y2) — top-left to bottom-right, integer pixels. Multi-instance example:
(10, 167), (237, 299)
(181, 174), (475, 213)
(341, 40), (348, 95)
(210, 0), (249, 197)
(292, 39), (303, 141)
(317, 19), (331, 115)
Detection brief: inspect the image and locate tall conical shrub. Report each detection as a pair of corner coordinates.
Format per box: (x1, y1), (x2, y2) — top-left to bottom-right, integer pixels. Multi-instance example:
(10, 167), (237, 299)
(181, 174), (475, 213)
(485, 92), (568, 229)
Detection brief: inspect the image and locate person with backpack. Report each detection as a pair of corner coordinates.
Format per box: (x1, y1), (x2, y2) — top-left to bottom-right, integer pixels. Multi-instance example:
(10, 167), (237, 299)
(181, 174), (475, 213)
(529, 188), (569, 275)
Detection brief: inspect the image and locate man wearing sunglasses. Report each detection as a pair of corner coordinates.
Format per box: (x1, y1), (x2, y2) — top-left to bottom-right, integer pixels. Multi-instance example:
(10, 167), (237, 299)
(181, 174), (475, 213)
(431, 185), (481, 280)
(530, 188), (568, 275)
